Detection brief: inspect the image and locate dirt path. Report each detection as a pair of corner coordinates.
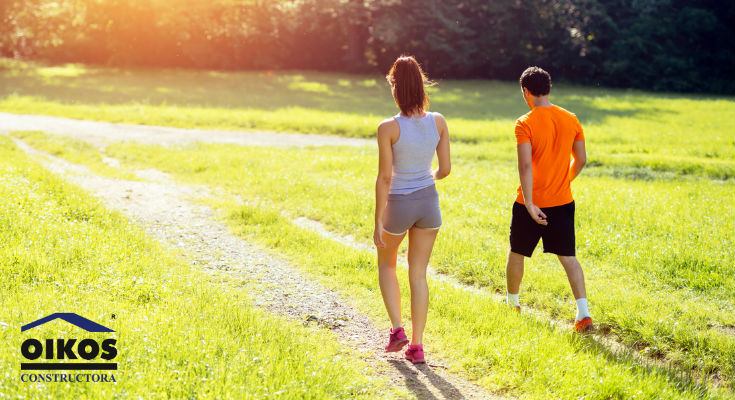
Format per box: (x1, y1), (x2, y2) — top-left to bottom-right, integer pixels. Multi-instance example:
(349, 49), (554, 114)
(0, 112), (371, 148)
(9, 135), (502, 400)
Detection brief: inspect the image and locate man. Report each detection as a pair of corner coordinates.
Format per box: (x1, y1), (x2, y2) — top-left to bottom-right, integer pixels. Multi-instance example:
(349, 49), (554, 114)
(506, 66), (593, 333)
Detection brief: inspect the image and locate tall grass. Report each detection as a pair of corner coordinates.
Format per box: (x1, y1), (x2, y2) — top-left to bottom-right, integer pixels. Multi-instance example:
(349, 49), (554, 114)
(0, 135), (404, 399)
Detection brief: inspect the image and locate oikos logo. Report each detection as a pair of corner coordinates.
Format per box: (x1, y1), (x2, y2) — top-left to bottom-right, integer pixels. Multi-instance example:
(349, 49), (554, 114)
(20, 313), (118, 383)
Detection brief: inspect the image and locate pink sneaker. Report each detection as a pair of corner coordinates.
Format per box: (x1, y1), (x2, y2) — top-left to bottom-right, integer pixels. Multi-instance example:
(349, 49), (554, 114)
(385, 327), (409, 352)
(404, 344), (425, 364)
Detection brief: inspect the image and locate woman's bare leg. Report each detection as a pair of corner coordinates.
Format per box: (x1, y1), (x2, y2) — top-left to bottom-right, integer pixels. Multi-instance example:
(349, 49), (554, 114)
(406, 227), (438, 345)
(377, 230), (406, 329)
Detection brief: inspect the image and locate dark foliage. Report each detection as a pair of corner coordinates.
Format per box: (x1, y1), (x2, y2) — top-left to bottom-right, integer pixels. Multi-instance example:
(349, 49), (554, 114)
(1, 0), (732, 93)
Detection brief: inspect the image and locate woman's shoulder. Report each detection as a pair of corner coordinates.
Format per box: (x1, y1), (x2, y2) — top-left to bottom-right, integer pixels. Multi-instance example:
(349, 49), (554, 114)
(378, 117), (399, 130)
(429, 111), (446, 122)
(377, 117), (400, 139)
(429, 111), (448, 133)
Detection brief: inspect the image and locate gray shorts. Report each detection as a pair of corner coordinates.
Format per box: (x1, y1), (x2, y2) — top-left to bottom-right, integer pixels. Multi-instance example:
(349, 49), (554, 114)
(383, 185), (442, 235)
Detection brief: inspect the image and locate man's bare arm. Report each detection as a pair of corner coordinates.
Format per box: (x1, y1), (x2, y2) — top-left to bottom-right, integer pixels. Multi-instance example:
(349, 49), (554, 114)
(517, 142), (547, 226)
(569, 140), (587, 182)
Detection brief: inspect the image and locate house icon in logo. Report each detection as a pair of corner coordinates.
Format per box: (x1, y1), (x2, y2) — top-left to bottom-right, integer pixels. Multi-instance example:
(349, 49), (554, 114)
(20, 313), (118, 373)
(21, 313), (114, 333)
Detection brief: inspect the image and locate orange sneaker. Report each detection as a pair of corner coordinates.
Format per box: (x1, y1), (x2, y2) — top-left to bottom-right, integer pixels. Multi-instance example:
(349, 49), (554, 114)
(513, 306), (521, 313)
(573, 317), (594, 333)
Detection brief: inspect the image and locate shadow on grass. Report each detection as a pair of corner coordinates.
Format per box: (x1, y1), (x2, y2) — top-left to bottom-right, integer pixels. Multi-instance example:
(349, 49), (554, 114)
(584, 164), (735, 182)
(0, 60), (694, 124)
(387, 358), (473, 400)
(569, 328), (725, 398)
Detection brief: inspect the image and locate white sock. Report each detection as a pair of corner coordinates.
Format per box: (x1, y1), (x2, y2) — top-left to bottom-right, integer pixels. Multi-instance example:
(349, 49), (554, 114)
(507, 292), (520, 307)
(575, 298), (590, 321)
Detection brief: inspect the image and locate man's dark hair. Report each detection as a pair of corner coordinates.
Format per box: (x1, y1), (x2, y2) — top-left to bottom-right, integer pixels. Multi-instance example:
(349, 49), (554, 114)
(519, 66), (551, 96)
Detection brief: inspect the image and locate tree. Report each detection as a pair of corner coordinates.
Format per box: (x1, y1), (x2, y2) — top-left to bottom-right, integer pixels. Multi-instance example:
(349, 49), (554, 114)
(1, 0), (732, 93)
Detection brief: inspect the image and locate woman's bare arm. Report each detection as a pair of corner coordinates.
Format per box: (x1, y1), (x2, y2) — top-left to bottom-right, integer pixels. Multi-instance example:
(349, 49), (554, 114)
(374, 119), (398, 248)
(432, 113), (451, 180)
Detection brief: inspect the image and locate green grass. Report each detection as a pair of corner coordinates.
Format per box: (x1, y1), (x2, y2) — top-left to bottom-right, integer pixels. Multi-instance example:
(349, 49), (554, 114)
(1, 59), (733, 180)
(2, 59), (734, 398)
(90, 142), (717, 399)
(217, 200), (726, 399)
(8, 130), (141, 180)
(0, 135), (406, 399)
(104, 141), (735, 394)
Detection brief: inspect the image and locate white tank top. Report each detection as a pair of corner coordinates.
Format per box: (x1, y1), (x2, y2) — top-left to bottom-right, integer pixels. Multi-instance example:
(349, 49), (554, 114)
(389, 112), (440, 195)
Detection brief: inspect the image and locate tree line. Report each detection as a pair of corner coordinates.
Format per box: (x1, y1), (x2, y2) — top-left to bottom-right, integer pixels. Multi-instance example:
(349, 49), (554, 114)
(1, 0), (733, 94)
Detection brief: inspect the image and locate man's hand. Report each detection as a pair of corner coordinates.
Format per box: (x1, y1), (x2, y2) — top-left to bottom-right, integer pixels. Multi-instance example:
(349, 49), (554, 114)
(525, 203), (548, 226)
(373, 223), (386, 248)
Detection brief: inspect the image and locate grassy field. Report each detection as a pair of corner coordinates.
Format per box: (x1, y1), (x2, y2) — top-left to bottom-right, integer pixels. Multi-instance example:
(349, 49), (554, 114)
(11, 132), (732, 399)
(106, 142), (734, 393)
(0, 58), (732, 180)
(0, 135), (406, 399)
(2, 59), (734, 398)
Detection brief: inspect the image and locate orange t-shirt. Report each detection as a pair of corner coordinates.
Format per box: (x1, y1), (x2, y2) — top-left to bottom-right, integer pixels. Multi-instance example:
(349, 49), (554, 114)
(514, 105), (584, 208)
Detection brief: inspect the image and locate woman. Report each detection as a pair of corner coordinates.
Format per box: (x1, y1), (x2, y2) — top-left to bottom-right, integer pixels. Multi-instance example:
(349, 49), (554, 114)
(374, 55), (451, 364)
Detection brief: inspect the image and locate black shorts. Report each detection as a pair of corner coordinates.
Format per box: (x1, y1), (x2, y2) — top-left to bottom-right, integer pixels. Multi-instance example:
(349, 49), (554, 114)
(509, 201), (575, 257)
